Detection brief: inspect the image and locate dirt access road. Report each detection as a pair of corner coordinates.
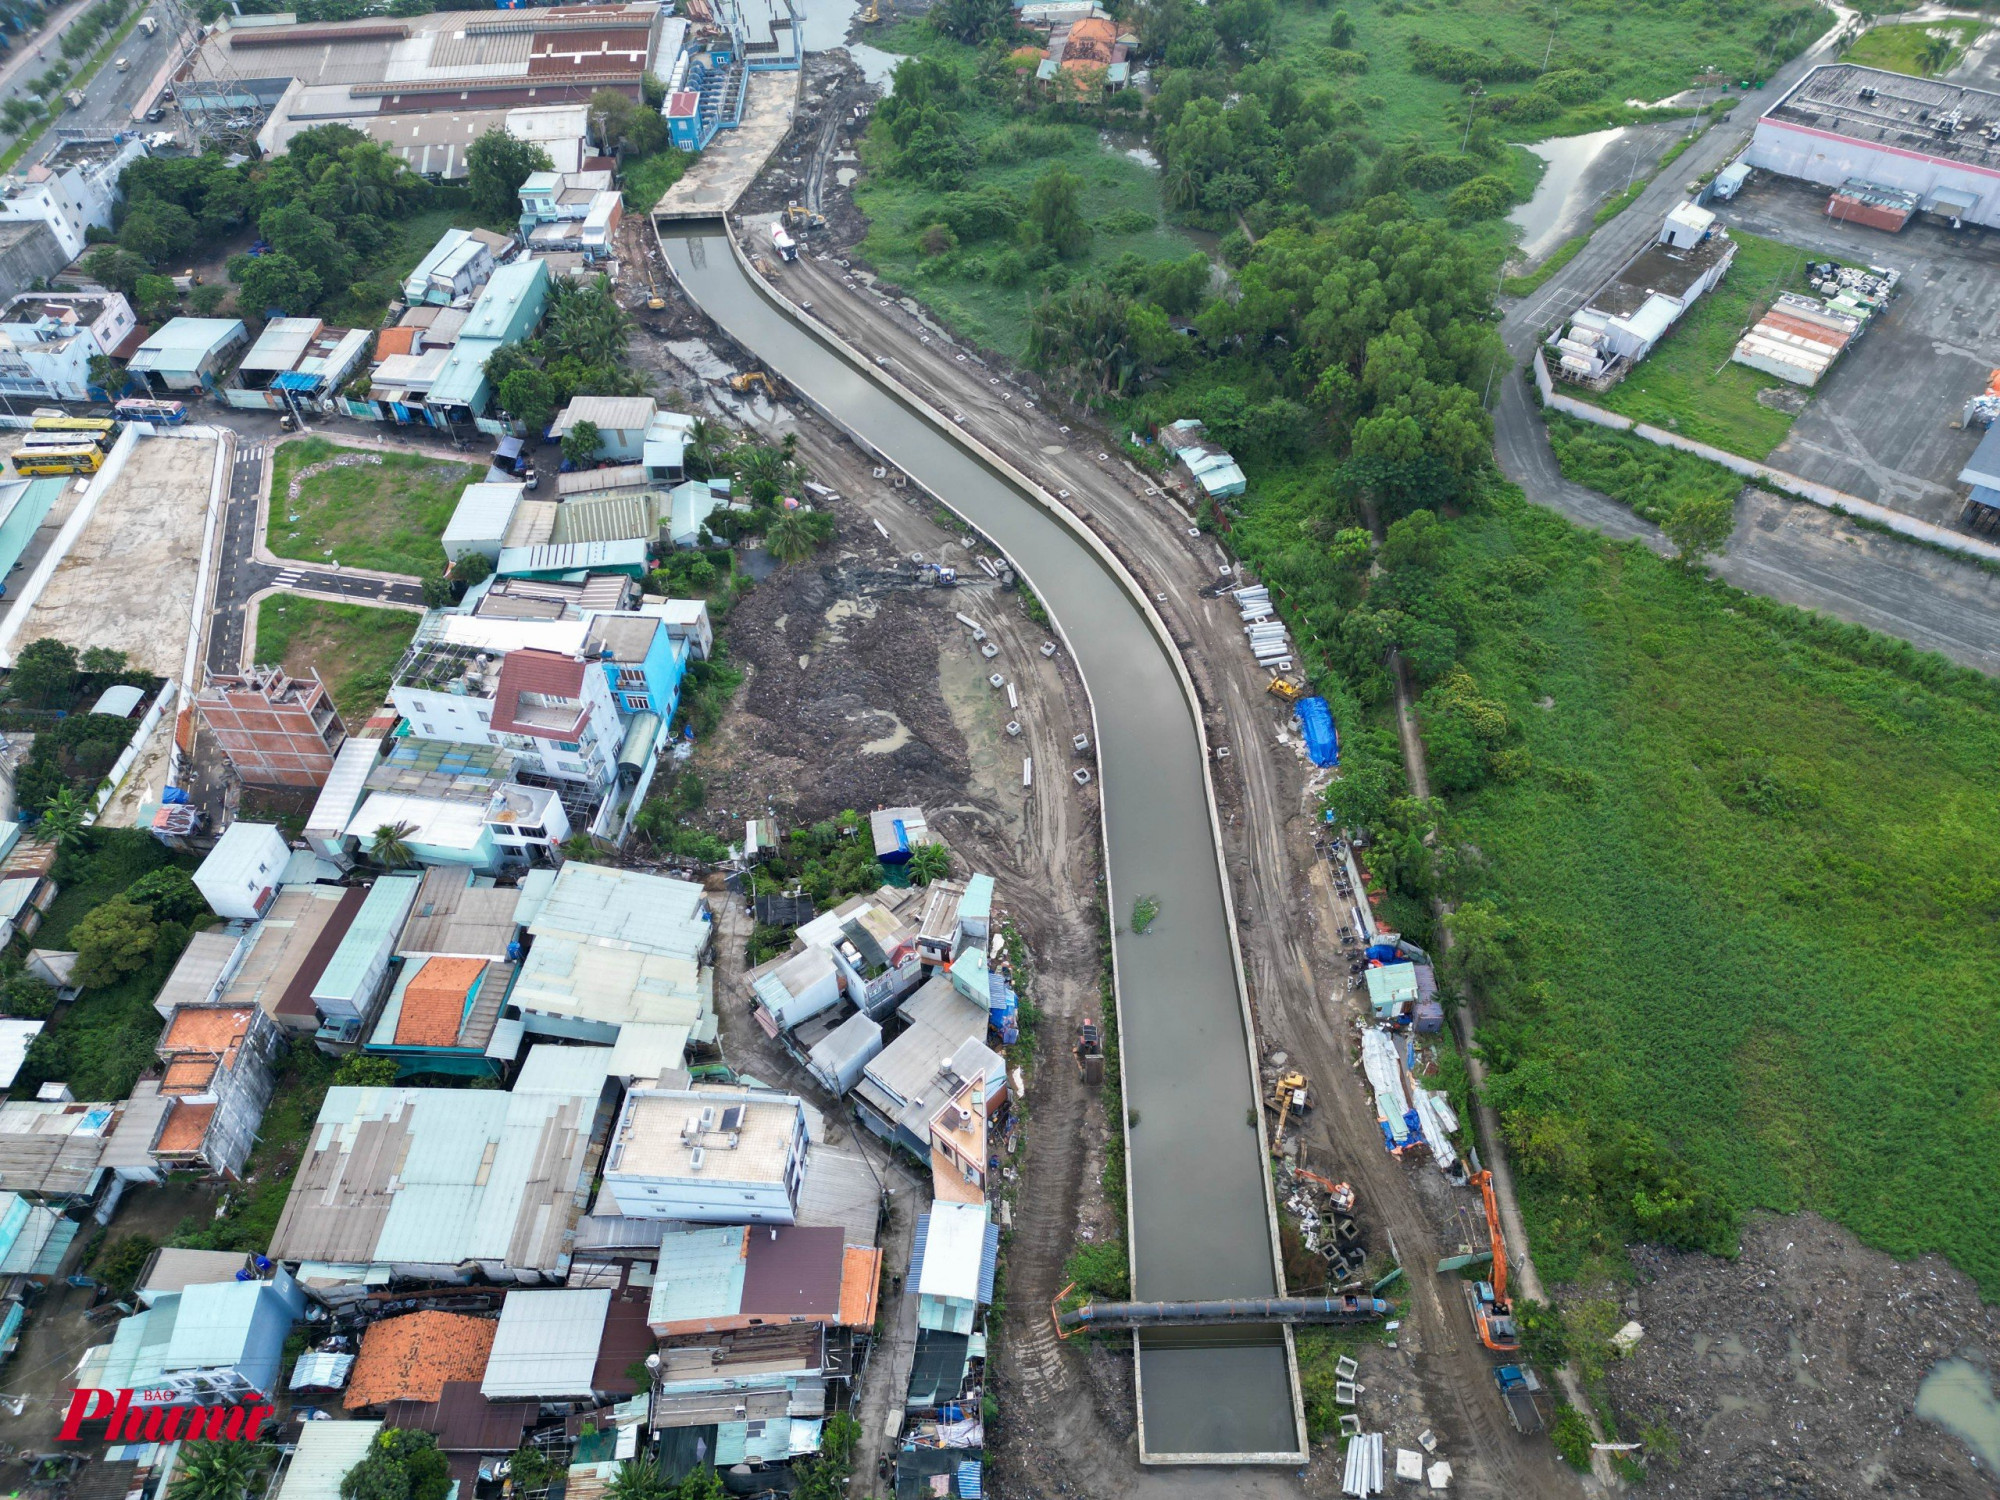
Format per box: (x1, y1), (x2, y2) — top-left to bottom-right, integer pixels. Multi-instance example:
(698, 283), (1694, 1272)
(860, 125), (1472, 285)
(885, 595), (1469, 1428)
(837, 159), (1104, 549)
(753, 242), (1580, 1499)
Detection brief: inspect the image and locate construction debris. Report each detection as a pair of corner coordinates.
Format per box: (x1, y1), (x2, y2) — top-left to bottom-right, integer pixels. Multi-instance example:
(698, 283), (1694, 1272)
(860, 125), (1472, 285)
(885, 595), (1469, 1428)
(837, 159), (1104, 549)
(1232, 585), (1292, 670)
(1341, 1432), (1384, 1497)
(1357, 1028), (1460, 1168)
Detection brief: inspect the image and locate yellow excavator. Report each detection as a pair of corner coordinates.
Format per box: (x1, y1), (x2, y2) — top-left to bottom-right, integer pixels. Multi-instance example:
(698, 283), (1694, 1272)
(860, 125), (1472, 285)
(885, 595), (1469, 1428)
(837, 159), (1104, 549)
(730, 371), (779, 397)
(784, 201), (828, 232)
(1265, 1069), (1312, 1145)
(1465, 1170), (1520, 1352)
(1267, 675), (1304, 704)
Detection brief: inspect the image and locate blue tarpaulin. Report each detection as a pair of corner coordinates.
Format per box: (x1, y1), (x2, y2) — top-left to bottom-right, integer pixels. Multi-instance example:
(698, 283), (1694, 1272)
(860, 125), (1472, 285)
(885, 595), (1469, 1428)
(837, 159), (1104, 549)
(1295, 696), (1338, 767)
(273, 371), (321, 392)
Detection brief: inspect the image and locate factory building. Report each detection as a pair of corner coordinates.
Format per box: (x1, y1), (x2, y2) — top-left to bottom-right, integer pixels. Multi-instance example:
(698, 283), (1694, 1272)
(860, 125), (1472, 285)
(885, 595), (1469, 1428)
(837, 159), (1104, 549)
(1745, 63), (2000, 231)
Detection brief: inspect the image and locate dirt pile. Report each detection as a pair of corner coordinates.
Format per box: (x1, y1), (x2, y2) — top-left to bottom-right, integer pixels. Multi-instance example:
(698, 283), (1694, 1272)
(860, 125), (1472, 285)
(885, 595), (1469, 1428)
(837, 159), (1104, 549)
(1608, 1212), (1999, 1498)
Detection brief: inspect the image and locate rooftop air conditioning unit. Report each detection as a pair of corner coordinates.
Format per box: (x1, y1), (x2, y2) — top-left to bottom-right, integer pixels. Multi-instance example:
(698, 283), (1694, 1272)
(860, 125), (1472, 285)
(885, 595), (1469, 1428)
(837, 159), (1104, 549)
(689, 1146), (706, 1169)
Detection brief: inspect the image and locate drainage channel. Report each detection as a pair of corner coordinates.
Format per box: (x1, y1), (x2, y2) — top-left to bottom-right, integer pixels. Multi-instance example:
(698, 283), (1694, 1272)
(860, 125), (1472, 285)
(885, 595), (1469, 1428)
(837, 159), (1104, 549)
(657, 222), (1302, 1462)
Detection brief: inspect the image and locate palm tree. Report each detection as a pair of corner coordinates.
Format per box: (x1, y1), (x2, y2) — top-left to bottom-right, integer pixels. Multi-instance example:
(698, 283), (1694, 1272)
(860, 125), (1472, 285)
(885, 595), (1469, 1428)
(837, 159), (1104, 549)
(604, 1459), (669, 1500)
(763, 507), (827, 565)
(1921, 30), (1955, 74)
(907, 841), (950, 886)
(370, 821), (417, 868)
(171, 1441), (270, 1500)
(38, 786), (89, 850)
(684, 417), (731, 480)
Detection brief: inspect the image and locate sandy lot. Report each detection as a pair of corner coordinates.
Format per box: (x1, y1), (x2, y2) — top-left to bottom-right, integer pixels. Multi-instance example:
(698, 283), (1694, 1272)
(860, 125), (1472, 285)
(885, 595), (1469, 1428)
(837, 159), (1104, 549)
(8, 434), (216, 676)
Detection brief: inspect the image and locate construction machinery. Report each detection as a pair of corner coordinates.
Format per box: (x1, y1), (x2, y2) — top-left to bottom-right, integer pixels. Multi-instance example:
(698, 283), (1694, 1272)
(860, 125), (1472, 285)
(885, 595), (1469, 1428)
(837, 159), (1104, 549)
(1265, 1069), (1312, 1143)
(1493, 1365), (1544, 1434)
(1294, 1167), (1354, 1214)
(1074, 1020), (1103, 1084)
(1464, 1170), (1520, 1352)
(784, 202), (828, 232)
(1266, 675), (1304, 704)
(730, 371), (779, 397)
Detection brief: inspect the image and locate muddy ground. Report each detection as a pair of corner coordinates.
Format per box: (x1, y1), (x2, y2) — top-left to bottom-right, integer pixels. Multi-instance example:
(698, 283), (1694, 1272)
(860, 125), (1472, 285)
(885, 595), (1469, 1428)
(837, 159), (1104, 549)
(1605, 1213), (2000, 1498)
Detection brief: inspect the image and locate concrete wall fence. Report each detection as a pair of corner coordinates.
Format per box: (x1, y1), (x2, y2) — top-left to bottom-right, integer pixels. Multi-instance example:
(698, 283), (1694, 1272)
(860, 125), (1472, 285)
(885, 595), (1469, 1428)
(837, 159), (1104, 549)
(1531, 349), (2000, 566)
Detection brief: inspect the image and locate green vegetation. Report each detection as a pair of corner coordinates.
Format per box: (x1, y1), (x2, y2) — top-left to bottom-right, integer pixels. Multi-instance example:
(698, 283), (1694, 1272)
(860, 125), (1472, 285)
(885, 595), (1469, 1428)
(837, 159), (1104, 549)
(0, 1), (142, 173)
(1590, 232), (1834, 459)
(623, 149), (694, 212)
(1295, 1324), (1392, 1441)
(1129, 894), (1160, 934)
(1502, 232), (1585, 295)
(338, 1427), (450, 1500)
(1061, 1238), (1131, 1301)
(176, 1041), (338, 1256)
(1544, 412), (1743, 533)
(1842, 18), (1982, 76)
(268, 438), (478, 578)
(1550, 1403), (1595, 1469)
(1426, 491), (2000, 1291)
(1590, 178), (1647, 227)
(483, 275), (643, 434)
(254, 596), (413, 726)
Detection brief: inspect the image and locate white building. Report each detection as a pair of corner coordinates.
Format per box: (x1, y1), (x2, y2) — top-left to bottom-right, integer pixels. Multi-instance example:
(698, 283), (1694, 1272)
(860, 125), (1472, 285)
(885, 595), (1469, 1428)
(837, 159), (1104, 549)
(192, 823), (292, 922)
(0, 290), (136, 400)
(400, 227), (503, 307)
(600, 1088), (808, 1223)
(0, 136), (147, 261)
(441, 481), (526, 565)
(1746, 63), (2000, 230)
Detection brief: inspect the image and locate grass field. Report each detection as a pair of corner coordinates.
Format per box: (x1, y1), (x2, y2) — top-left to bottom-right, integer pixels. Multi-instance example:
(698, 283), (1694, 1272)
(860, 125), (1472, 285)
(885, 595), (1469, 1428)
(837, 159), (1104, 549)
(268, 438), (477, 579)
(255, 596), (413, 725)
(1262, 0), (1826, 155)
(854, 27), (1202, 361)
(1438, 493), (2000, 1293)
(1590, 232), (1831, 459)
(1543, 412), (1743, 525)
(1842, 18), (1983, 76)
(376, 205), (473, 289)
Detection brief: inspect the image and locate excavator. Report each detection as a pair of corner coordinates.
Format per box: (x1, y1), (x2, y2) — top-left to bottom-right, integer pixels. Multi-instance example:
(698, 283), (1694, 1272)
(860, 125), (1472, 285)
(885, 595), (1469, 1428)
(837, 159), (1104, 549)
(1464, 1169), (1520, 1352)
(784, 201), (828, 232)
(1264, 1069), (1312, 1145)
(730, 371), (780, 398)
(1266, 675), (1304, 704)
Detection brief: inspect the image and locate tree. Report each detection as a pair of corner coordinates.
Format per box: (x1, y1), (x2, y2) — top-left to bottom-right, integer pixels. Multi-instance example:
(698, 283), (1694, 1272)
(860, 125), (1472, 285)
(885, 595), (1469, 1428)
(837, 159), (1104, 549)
(544, 277), (631, 368)
(907, 841), (950, 885)
(191, 284), (230, 316)
(227, 252), (322, 318)
(588, 89), (668, 159)
(83, 246), (152, 297)
(674, 1469), (725, 1500)
(89, 354), (127, 398)
(1328, 6), (1353, 45)
(421, 574), (454, 609)
(119, 201), (197, 265)
(762, 507), (832, 564)
(34, 786), (89, 852)
(1921, 30), (1955, 73)
(71, 897), (160, 988)
(341, 1428), (450, 1500)
(0, 972), (56, 1019)
(1663, 490), (1736, 568)
(132, 274), (180, 321)
(11, 638), (77, 708)
(932, 0), (1012, 43)
(125, 868), (208, 925)
(370, 821), (417, 868)
(467, 129), (554, 225)
(560, 419), (602, 469)
(603, 1461), (668, 1500)
(172, 1442), (272, 1500)
(497, 368), (560, 436)
(1028, 167), (1090, 259)
(333, 1055), (398, 1086)
(683, 417), (731, 480)
(451, 551), (494, 588)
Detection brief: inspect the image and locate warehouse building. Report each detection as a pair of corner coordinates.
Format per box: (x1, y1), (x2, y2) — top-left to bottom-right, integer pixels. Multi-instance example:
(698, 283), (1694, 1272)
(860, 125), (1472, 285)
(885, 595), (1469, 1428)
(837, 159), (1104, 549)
(1746, 63), (2000, 230)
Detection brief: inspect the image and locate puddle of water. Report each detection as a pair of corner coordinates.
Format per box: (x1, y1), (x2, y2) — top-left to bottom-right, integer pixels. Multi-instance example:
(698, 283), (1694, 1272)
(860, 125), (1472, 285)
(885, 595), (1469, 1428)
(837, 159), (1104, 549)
(858, 715), (913, 754)
(1916, 1358), (2000, 1471)
(1125, 145), (1160, 171)
(1508, 126), (1639, 263)
(797, 0), (899, 89)
(848, 43), (900, 91)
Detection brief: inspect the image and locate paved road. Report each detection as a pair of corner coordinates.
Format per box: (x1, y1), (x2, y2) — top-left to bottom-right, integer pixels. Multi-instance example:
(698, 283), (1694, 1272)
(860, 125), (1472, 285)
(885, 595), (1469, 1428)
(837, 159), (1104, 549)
(1492, 30), (2000, 675)
(1, 0), (180, 132)
(204, 430), (428, 676)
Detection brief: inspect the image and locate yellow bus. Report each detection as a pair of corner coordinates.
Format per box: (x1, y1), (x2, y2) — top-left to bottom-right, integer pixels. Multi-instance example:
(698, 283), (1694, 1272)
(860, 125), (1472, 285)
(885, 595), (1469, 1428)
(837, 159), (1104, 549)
(13, 445), (102, 475)
(28, 415), (117, 443)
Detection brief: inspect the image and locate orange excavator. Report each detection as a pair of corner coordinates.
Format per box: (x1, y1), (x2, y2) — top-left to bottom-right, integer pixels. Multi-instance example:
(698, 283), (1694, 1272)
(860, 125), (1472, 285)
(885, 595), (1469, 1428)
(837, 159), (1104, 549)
(1464, 1170), (1520, 1352)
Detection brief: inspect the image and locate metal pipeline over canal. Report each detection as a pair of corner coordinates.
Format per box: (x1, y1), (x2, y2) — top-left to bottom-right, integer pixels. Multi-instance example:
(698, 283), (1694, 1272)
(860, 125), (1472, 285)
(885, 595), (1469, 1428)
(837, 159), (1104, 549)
(657, 221), (1302, 1463)
(1059, 1295), (1390, 1335)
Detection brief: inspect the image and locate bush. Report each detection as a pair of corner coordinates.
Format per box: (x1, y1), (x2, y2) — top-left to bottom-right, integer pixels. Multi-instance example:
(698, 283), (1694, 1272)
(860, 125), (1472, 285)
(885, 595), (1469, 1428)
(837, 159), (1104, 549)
(0, 973), (57, 1019)
(1446, 174), (1515, 224)
(1550, 1404), (1594, 1470)
(1060, 1239), (1130, 1299)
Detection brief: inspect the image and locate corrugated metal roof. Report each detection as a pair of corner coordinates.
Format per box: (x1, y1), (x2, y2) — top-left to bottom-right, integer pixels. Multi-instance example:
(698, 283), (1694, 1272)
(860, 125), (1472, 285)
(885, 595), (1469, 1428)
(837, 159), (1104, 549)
(860, 977), (987, 1107)
(480, 1287), (611, 1398)
(512, 1042), (612, 1096)
(444, 481), (526, 547)
(311, 875), (421, 1003)
(648, 1227), (746, 1326)
(154, 929), (247, 1016)
(551, 493), (656, 546)
(242, 317), (323, 374)
(552, 396), (656, 435)
(127, 318), (245, 372)
(916, 1203), (986, 1304)
(0, 1018), (43, 1089)
(276, 1419), (383, 1500)
(531, 862), (709, 957)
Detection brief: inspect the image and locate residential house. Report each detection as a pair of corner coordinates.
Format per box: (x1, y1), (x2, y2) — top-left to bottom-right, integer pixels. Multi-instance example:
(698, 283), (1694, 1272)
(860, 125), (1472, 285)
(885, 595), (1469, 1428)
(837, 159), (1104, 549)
(0, 135), (149, 260)
(192, 822), (292, 922)
(853, 977), (1001, 1162)
(364, 955), (512, 1079)
(346, 1311), (497, 1410)
(666, 477), (733, 548)
(0, 1098), (121, 1203)
(0, 222), (68, 305)
(427, 259), (551, 426)
(304, 875), (422, 1045)
(275, 1422), (384, 1500)
(584, 611), (687, 723)
(77, 1270), (306, 1407)
(126, 318), (250, 394)
(196, 668), (347, 790)
(0, 291), (137, 401)
(0, 1018), (43, 1093)
(913, 1200), (997, 1337)
(135, 1247), (254, 1306)
(267, 1044), (613, 1299)
(1364, 961), (1420, 1022)
(490, 647), (626, 789)
(0, 1188), (79, 1282)
(479, 1287), (613, 1402)
(401, 227), (502, 307)
(0, 869), (54, 950)
(550, 397), (659, 463)
(153, 1001), (284, 1178)
(442, 481), (527, 565)
(215, 884), (366, 1033)
(397, 866), (524, 962)
(303, 736), (385, 869)
(600, 1088), (808, 1224)
(517, 171), (622, 260)
(378, 1383), (535, 1486)
(643, 410), (695, 484)
(869, 806), (935, 866)
(648, 1323), (839, 1455)
(646, 1224), (859, 1337)
(224, 317), (371, 411)
(506, 862), (712, 1049)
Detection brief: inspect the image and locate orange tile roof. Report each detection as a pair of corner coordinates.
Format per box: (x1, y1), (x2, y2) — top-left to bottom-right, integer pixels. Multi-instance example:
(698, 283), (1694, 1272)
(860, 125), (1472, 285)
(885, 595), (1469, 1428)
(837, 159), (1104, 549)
(346, 1312), (497, 1410)
(155, 1101), (215, 1156)
(394, 957), (487, 1047)
(374, 326), (417, 360)
(838, 1246), (882, 1329)
(161, 1057), (219, 1095)
(1068, 16), (1115, 42)
(161, 1006), (256, 1063)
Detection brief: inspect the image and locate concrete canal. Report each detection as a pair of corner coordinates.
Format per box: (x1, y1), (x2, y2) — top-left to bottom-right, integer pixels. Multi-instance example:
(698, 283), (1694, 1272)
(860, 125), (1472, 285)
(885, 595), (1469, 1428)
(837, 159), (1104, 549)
(658, 223), (1302, 1462)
